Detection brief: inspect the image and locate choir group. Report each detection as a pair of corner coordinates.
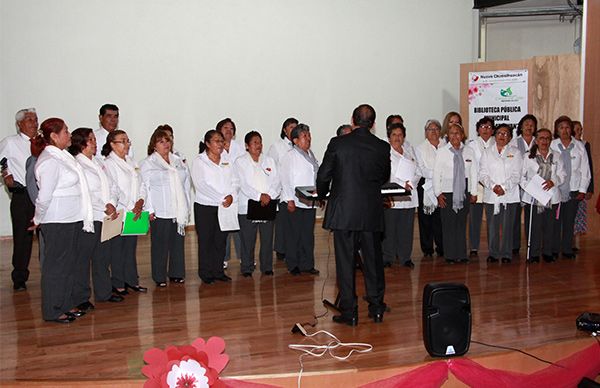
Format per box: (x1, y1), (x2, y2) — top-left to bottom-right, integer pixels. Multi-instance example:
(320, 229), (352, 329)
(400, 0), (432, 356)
(0, 104), (593, 323)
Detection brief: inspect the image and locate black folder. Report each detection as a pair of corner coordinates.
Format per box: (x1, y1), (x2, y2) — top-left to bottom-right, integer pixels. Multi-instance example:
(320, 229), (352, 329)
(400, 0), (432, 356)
(246, 199), (278, 221)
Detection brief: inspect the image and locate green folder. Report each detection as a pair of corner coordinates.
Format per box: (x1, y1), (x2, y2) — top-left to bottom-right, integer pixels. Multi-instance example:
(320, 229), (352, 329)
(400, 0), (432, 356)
(121, 211), (150, 236)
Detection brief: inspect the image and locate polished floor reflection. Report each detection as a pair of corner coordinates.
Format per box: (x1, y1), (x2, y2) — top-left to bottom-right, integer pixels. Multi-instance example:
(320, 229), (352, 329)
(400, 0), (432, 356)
(1, 223), (598, 382)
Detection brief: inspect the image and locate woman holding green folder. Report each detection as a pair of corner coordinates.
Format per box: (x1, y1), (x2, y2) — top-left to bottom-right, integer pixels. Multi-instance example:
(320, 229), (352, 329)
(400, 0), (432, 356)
(101, 130), (148, 294)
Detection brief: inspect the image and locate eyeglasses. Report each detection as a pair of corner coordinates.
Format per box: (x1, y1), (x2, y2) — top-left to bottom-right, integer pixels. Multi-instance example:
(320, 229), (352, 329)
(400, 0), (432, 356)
(479, 125), (493, 130)
(112, 140), (131, 145)
(496, 132), (510, 137)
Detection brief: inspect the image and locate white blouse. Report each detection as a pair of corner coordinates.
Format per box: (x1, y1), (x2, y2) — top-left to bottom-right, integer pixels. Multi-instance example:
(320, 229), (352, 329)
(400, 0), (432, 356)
(33, 146), (83, 224)
(221, 140), (246, 165)
(521, 150), (566, 205)
(433, 143), (478, 197)
(550, 138), (591, 194)
(140, 152), (191, 218)
(0, 132), (31, 187)
(76, 154), (118, 221)
(415, 138), (446, 181)
(191, 152), (238, 206)
(267, 137), (293, 166)
(234, 153), (280, 214)
(479, 145), (523, 204)
(102, 153), (146, 211)
(389, 145), (420, 209)
(279, 148), (318, 209)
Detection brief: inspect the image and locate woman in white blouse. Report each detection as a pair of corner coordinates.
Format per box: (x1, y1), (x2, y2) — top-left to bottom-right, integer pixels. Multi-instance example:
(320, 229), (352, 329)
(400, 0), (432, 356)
(191, 130), (238, 284)
(267, 117), (298, 261)
(33, 118), (94, 323)
(68, 128), (122, 308)
(433, 123), (478, 264)
(234, 131), (280, 277)
(280, 124), (320, 275)
(521, 128), (565, 263)
(550, 116), (591, 259)
(101, 130), (147, 294)
(467, 117), (495, 257)
(382, 123), (421, 269)
(479, 124), (523, 264)
(140, 129), (190, 287)
(415, 119), (445, 258)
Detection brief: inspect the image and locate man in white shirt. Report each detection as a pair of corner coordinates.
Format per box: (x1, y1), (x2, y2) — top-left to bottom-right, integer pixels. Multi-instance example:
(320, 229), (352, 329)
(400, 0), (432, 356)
(0, 108), (39, 291)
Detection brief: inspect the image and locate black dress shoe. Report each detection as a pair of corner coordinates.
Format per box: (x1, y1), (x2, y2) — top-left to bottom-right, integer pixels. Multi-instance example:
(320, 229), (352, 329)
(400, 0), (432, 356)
(216, 274), (232, 282)
(368, 312), (384, 323)
(501, 257), (511, 263)
(201, 277), (215, 284)
(107, 294), (124, 303)
(445, 258), (456, 264)
(563, 253), (576, 260)
(527, 256), (540, 263)
(156, 282), (167, 287)
(383, 262), (392, 268)
(242, 272), (252, 278)
(13, 282), (27, 291)
(112, 287), (129, 295)
(459, 258), (470, 264)
(403, 260), (415, 269)
(512, 248), (520, 255)
(50, 315), (76, 324)
(289, 267), (301, 276)
(66, 310), (86, 318)
(276, 252), (285, 260)
(303, 268), (320, 275)
(263, 270), (274, 276)
(423, 253), (433, 259)
(125, 283), (148, 293)
(469, 250), (478, 258)
(543, 254), (555, 263)
(169, 277), (185, 283)
(572, 247), (580, 253)
(332, 314), (358, 326)
(487, 256), (499, 263)
(77, 301), (95, 311)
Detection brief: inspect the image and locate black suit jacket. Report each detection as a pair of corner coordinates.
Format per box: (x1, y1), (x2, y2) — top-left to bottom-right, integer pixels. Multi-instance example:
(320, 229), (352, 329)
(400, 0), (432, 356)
(316, 127), (391, 232)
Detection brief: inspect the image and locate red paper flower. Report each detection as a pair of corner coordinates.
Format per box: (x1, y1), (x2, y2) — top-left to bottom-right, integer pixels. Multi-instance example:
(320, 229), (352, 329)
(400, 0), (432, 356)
(142, 337), (229, 388)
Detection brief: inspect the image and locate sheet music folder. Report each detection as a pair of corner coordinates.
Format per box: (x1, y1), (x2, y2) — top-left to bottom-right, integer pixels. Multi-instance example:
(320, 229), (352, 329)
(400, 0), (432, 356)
(295, 182), (408, 201)
(246, 199), (278, 221)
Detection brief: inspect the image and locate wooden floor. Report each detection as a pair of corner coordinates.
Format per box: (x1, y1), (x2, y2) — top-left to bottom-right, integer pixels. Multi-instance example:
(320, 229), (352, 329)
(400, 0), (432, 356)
(1, 220), (599, 384)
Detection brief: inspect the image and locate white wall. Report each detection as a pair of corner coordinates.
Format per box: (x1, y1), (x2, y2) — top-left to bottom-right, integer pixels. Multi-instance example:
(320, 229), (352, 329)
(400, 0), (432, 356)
(0, 0), (477, 236)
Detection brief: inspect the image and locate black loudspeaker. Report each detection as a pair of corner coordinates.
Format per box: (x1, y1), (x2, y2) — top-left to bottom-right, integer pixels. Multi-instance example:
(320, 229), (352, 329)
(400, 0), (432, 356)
(422, 282), (471, 357)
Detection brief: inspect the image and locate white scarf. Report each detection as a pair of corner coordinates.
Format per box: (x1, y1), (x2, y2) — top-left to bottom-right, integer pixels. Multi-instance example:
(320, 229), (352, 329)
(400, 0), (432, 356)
(108, 151), (139, 210)
(76, 154), (111, 206)
(151, 152), (189, 235)
(45, 146), (94, 232)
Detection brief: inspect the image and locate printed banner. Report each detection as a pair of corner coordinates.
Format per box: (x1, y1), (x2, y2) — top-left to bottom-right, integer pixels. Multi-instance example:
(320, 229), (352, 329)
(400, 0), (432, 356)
(468, 69), (528, 139)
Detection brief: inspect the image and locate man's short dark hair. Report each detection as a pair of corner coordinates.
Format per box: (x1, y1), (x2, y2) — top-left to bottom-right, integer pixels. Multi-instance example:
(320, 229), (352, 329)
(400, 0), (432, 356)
(100, 104), (119, 116)
(386, 114), (403, 129)
(352, 104), (376, 129)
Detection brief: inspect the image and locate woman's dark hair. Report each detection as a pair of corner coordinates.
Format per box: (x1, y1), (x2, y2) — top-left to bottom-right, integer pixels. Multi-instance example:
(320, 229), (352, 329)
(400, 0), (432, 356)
(441, 111), (462, 139)
(528, 128), (552, 159)
(553, 115), (575, 138)
(476, 116), (495, 136)
(147, 129), (172, 155)
(156, 124), (173, 136)
(291, 123), (310, 143)
(68, 127), (94, 156)
(101, 129), (127, 156)
(386, 122), (406, 138)
(516, 114), (538, 136)
(244, 130), (262, 146)
(216, 118), (236, 135)
(386, 114), (403, 129)
(493, 123), (513, 140)
(32, 118), (66, 153)
(280, 117), (298, 139)
(198, 130), (224, 154)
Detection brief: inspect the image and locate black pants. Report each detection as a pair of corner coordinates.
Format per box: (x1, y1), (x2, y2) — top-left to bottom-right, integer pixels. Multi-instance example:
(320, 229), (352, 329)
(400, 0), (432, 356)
(238, 215), (274, 273)
(513, 204), (523, 251)
(524, 204), (557, 258)
(194, 203), (227, 280)
(10, 190), (35, 285)
(469, 202), (484, 251)
(485, 203), (517, 259)
(40, 222), (80, 321)
(417, 179), (443, 256)
(108, 234), (139, 288)
(553, 193), (580, 255)
(333, 230), (386, 318)
(150, 218), (185, 283)
(440, 193), (469, 261)
(382, 208), (415, 264)
(73, 221), (100, 305)
(273, 202), (288, 254)
(285, 206), (316, 271)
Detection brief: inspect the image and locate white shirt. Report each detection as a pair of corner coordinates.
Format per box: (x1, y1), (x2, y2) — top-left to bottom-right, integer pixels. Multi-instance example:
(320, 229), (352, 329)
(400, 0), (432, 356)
(222, 140), (245, 165)
(33, 146), (83, 224)
(0, 132), (32, 187)
(433, 143), (478, 197)
(468, 136), (495, 202)
(510, 135), (535, 155)
(279, 148), (318, 209)
(191, 152), (238, 206)
(102, 153), (146, 211)
(389, 145), (420, 209)
(415, 138), (445, 181)
(76, 154), (119, 221)
(550, 138), (591, 194)
(267, 137), (293, 166)
(140, 152), (191, 218)
(479, 144), (523, 204)
(94, 126), (134, 158)
(234, 153), (280, 214)
(521, 150), (566, 205)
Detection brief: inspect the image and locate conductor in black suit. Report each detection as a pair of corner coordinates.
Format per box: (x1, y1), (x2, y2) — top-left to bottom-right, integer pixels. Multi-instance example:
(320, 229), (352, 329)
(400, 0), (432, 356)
(316, 104), (391, 325)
